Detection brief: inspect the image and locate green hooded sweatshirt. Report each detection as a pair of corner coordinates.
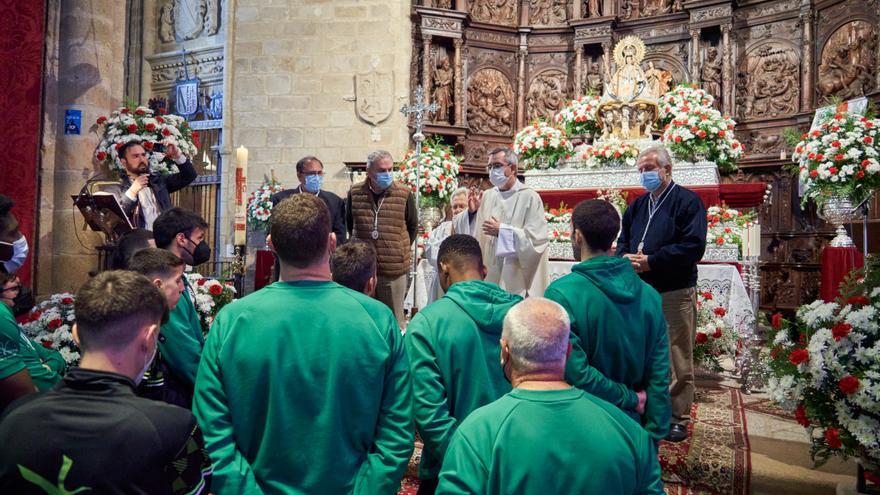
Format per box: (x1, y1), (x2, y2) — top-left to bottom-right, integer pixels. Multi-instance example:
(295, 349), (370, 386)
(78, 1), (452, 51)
(0, 303), (65, 390)
(193, 281), (413, 495)
(544, 255), (671, 441)
(158, 276), (204, 387)
(405, 280), (522, 480)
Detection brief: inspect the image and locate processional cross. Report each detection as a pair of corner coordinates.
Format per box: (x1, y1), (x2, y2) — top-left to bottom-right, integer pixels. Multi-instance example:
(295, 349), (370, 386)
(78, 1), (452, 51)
(400, 85), (438, 317)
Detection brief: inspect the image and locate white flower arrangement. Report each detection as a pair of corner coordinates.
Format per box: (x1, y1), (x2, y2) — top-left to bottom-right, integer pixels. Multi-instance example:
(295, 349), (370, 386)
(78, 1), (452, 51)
(705, 205), (757, 248)
(247, 178), (284, 233)
(661, 106), (744, 173)
(572, 139), (641, 169)
(185, 273), (236, 335)
(19, 293), (80, 366)
(514, 121), (574, 170)
(395, 139), (462, 208)
(553, 94), (602, 138)
(94, 104), (199, 175)
(658, 84), (716, 127)
(694, 291), (739, 372)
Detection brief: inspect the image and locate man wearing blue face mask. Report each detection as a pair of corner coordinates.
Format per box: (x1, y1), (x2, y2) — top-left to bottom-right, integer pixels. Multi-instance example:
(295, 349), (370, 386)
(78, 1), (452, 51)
(346, 150), (418, 328)
(0, 195), (29, 275)
(616, 146), (707, 443)
(272, 156), (347, 246)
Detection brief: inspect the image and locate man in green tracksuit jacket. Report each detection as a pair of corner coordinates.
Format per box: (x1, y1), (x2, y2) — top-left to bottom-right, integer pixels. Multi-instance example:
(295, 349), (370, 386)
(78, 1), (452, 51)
(544, 200), (671, 441)
(193, 194), (412, 495)
(436, 298), (664, 495)
(405, 234), (522, 494)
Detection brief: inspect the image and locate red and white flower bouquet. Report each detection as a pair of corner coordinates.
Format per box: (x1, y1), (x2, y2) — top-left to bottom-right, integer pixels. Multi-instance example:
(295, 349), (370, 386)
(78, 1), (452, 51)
(20, 293), (80, 366)
(514, 121), (574, 170)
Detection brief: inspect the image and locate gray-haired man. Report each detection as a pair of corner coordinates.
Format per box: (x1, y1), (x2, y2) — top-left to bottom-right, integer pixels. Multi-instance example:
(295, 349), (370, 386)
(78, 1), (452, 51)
(346, 150), (418, 327)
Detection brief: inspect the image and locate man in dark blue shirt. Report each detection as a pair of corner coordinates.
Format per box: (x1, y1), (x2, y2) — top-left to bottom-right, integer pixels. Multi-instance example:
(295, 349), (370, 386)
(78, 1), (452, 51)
(616, 146), (707, 443)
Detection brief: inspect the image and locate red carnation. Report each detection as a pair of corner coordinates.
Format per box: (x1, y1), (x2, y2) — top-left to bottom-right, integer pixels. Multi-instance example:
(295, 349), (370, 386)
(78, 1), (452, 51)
(839, 375), (860, 395)
(696, 332), (709, 344)
(156, 116), (165, 124)
(48, 318), (63, 330)
(865, 136), (874, 144)
(829, 166), (839, 175)
(862, 159), (871, 168)
(715, 236), (725, 246)
(30, 311), (42, 322)
(209, 284), (223, 296)
(127, 124), (138, 132)
(809, 169), (819, 178)
(162, 128), (171, 137)
(115, 142), (123, 150)
(96, 116), (107, 124)
(675, 136), (682, 143)
(120, 107), (130, 114)
(135, 108), (146, 115)
(713, 327), (723, 339)
(857, 171), (866, 179)
(702, 291), (713, 300)
(834, 155), (844, 162)
(96, 151), (107, 161)
(811, 130), (821, 137)
(690, 126), (698, 133)
(61, 297), (73, 305)
(825, 428), (842, 449)
(848, 296), (870, 306)
(718, 130), (726, 137)
(832, 322), (852, 341)
(143, 141), (154, 150)
(713, 307), (726, 317)
(788, 348), (809, 365)
(795, 405), (810, 427)
(771, 312), (783, 330)
(145, 123), (156, 131)
(197, 279), (207, 286)
(41, 340), (54, 349)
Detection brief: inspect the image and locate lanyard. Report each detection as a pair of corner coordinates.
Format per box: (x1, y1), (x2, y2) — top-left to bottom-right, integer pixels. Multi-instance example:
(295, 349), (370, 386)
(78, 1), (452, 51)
(637, 183), (676, 254)
(368, 185), (387, 240)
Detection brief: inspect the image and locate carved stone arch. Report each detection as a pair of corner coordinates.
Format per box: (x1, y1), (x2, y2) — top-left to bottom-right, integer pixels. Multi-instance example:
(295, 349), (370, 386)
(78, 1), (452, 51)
(816, 19), (877, 100)
(525, 68), (569, 122)
(735, 38), (801, 120)
(466, 67), (516, 135)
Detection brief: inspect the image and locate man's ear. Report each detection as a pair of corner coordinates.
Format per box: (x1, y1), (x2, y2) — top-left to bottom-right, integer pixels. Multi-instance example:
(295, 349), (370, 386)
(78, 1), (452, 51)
(364, 273), (378, 297)
(328, 232), (337, 254)
(153, 277), (163, 289)
(480, 264), (488, 280)
(266, 234), (275, 253)
(144, 323), (159, 348)
(175, 232), (188, 248)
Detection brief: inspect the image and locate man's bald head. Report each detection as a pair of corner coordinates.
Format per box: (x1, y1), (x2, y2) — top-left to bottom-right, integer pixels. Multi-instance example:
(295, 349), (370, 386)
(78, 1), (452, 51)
(501, 298), (570, 374)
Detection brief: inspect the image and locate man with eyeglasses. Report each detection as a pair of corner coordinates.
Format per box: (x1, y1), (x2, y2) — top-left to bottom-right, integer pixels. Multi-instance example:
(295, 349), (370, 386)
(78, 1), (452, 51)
(0, 271), (65, 411)
(451, 147), (549, 296)
(272, 156), (347, 245)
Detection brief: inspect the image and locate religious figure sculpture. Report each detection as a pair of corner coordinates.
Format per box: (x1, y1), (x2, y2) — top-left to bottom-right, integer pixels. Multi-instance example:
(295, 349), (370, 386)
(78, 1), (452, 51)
(472, 0), (517, 25)
(584, 0), (601, 17)
(432, 56), (453, 124)
(596, 36), (659, 142)
(530, 0), (567, 25)
(433, 0), (453, 8)
(739, 46), (799, 119)
(701, 47), (723, 105)
(467, 69), (514, 134)
(604, 42), (648, 103)
(527, 71), (567, 121)
(585, 62), (604, 95)
(817, 21), (877, 99)
(641, 0), (671, 17)
(644, 62), (673, 98)
(621, 0), (633, 19)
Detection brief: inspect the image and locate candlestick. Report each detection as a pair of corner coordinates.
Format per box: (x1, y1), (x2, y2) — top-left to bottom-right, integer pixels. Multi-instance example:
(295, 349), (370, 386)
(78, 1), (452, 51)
(234, 145), (249, 246)
(742, 224), (750, 258)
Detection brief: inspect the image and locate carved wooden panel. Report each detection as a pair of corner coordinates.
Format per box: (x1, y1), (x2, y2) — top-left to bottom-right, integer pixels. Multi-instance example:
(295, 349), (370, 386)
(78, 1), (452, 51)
(528, 0), (570, 26)
(467, 68), (515, 135)
(817, 20), (877, 100)
(735, 41), (800, 120)
(471, 0), (518, 25)
(526, 69), (569, 121)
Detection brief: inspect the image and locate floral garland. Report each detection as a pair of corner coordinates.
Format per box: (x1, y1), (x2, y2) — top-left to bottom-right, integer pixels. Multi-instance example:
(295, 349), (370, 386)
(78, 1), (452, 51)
(544, 203), (573, 225)
(573, 139), (641, 169)
(396, 139), (462, 208)
(186, 273), (236, 335)
(596, 188), (629, 217)
(765, 259), (880, 467)
(94, 105), (199, 176)
(661, 106), (744, 173)
(514, 121), (574, 170)
(706, 205), (757, 247)
(658, 84), (716, 127)
(247, 178), (284, 233)
(694, 291), (738, 372)
(19, 293), (80, 366)
(553, 95), (602, 138)
(790, 112), (880, 207)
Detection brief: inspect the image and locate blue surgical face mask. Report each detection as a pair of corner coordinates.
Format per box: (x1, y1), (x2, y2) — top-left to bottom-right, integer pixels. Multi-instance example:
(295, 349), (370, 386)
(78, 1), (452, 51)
(640, 170), (663, 192)
(489, 167), (508, 188)
(2, 236), (28, 274)
(374, 171), (394, 190)
(303, 174), (323, 193)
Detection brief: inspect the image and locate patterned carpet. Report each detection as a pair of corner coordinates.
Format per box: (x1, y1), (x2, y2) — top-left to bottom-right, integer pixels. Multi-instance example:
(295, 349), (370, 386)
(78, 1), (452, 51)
(398, 387), (751, 495)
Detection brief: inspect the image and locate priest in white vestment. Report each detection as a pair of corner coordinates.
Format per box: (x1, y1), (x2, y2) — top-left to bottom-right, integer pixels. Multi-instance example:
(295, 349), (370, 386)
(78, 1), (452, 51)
(452, 147), (549, 296)
(423, 187), (469, 303)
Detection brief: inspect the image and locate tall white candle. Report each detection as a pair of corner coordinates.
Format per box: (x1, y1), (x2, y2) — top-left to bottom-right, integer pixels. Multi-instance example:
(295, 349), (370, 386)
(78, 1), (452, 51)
(751, 223), (761, 258)
(742, 224), (750, 258)
(234, 146), (249, 246)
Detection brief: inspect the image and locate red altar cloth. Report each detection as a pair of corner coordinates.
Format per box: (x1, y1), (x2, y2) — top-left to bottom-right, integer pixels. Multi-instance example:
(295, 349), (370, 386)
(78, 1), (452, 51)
(539, 182), (767, 209)
(254, 250), (276, 291)
(821, 246), (864, 302)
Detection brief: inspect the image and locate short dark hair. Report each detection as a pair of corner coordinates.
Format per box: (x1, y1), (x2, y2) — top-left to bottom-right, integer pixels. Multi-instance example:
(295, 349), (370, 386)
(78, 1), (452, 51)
(0, 195), (16, 238)
(331, 240), (376, 293)
(112, 229), (154, 269)
(571, 200), (620, 252)
(438, 234), (483, 272)
(295, 156), (323, 175)
(128, 248), (184, 280)
(0, 271), (16, 286)
(153, 208), (208, 249)
(488, 146), (518, 167)
(74, 270), (169, 351)
(270, 194), (330, 268)
(118, 140), (144, 160)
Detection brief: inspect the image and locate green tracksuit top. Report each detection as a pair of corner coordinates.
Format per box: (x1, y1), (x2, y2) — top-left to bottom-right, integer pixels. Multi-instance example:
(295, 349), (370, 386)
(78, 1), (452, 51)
(437, 387), (664, 495)
(544, 255), (671, 441)
(193, 281), (413, 495)
(0, 303), (64, 390)
(159, 276), (204, 387)
(405, 280), (521, 480)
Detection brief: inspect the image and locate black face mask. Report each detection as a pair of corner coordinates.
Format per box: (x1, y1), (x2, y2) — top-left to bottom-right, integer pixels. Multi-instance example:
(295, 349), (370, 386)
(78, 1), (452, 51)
(12, 286), (35, 317)
(184, 239), (211, 266)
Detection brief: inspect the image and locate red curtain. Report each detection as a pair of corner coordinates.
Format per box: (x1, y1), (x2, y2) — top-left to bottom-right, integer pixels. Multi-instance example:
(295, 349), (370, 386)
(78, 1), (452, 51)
(821, 246), (865, 302)
(0, 0), (46, 286)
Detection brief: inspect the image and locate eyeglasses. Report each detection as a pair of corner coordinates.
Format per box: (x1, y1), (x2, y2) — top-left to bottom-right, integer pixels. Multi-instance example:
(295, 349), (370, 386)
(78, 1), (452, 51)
(302, 171), (324, 177)
(486, 162), (509, 171)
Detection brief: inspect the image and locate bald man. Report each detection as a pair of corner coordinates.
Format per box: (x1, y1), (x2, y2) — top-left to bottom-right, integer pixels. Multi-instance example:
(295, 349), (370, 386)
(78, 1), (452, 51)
(437, 298), (663, 495)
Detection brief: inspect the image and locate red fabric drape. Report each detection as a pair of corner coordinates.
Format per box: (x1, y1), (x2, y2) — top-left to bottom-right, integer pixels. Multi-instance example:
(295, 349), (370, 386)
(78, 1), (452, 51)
(0, 0), (46, 286)
(254, 250), (275, 291)
(821, 246), (865, 302)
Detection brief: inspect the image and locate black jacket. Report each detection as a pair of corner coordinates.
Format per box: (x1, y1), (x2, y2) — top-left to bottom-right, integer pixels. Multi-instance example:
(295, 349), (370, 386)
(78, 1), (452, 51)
(102, 159), (197, 228)
(616, 182), (708, 293)
(0, 368), (212, 494)
(272, 187), (348, 244)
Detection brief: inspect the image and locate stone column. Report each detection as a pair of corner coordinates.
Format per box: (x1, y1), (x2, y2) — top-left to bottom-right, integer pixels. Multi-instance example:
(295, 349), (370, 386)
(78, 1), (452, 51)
(800, 10), (814, 110)
(573, 0), (581, 19)
(422, 34), (432, 108)
(516, 45), (528, 128)
(453, 37), (463, 126)
(689, 28), (700, 79)
(875, 26), (880, 92)
(574, 44), (583, 96)
(721, 24), (732, 114)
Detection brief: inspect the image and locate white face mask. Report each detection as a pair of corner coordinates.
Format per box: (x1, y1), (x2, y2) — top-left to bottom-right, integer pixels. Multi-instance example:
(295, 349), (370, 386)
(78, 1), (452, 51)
(135, 343), (157, 387)
(3, 236), (28, 273)
(489, 167), (509, 188)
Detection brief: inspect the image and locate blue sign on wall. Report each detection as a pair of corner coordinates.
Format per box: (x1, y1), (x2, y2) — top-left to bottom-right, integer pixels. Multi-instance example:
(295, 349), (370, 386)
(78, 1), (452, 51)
(64, 109), (82, 135)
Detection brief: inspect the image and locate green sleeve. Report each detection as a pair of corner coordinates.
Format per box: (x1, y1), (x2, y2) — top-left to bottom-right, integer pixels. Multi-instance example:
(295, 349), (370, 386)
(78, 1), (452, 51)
(166, 424), (214, 495)
(353, 320), (414, 494)
(436, 432), (488, 495)
(635, 434), (665, 494)
(0, 315), (26, 380)
(192, 319), (264, 495)
(544, 287), (638, 411)
(160, 299), (204, 387)
(405, 314), (457, 462)
(643, 317), (671, 441)
(34, 344), (66, 377)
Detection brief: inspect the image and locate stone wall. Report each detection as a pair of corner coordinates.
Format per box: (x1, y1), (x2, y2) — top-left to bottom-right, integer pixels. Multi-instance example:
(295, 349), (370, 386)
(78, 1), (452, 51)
(37, 0), (127, 296)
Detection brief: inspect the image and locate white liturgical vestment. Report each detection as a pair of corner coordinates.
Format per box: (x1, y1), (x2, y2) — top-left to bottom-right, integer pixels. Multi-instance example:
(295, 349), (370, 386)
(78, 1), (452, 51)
(453, 181), (549, 296)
